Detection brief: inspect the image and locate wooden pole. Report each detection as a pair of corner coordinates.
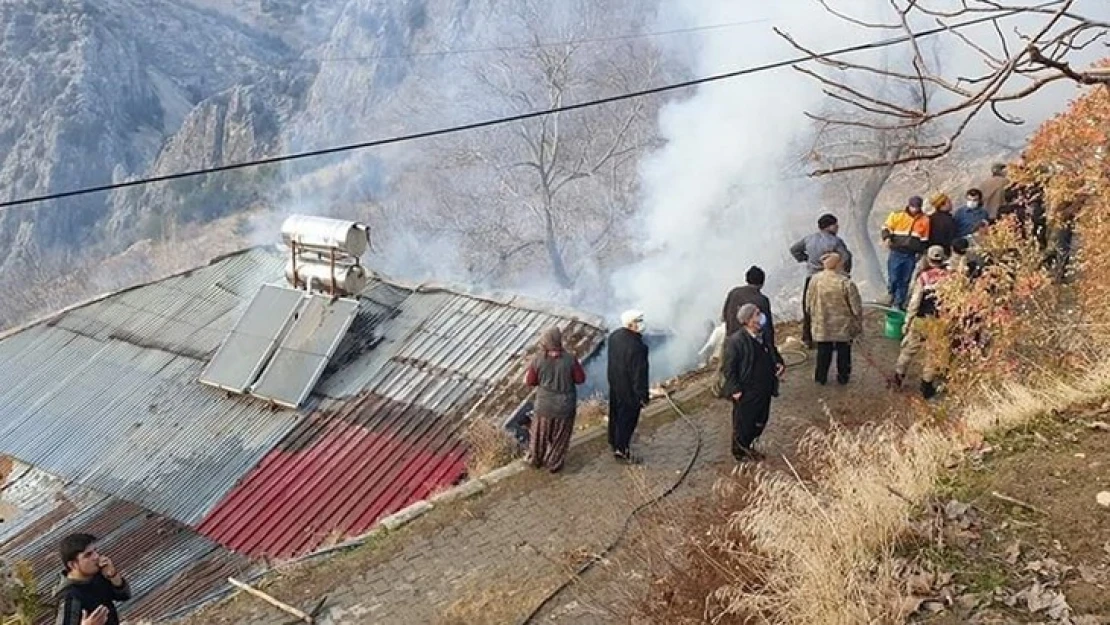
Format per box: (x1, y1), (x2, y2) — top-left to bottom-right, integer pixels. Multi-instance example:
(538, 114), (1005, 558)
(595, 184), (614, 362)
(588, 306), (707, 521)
(228, 577), (314, 624)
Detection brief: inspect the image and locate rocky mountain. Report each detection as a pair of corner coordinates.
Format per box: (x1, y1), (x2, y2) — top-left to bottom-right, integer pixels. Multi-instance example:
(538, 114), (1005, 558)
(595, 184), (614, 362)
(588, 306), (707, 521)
(0, 0), (664, 329)
(0, 0), (296, 269)
(0, 0), (491, 273)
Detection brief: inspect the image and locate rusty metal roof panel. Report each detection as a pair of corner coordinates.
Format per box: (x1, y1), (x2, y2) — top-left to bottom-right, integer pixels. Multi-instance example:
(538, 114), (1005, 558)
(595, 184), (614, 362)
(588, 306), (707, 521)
(0, 250), (304, 527)
(0, 463), (255, 624)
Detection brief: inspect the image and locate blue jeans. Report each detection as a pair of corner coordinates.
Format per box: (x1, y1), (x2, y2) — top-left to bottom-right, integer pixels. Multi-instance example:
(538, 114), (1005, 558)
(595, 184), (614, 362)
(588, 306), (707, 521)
(887, 250), (917, 310)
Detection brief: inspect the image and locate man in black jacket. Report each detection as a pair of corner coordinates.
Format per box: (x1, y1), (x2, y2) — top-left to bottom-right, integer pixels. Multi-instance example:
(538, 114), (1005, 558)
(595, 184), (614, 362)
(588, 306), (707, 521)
(54, 533), (131, 625)
(721, 303), (785, 462)
(721, 266), (783, 366)
(607, 309), (649, 463)
(927, 193), (958, 254)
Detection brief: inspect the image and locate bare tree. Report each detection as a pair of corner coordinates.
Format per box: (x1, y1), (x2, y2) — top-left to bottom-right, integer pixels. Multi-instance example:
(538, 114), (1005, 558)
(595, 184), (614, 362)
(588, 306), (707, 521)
(809, 66), (938, 289)
(782, 0), (1110, 175)
(416, 0), (663, 292)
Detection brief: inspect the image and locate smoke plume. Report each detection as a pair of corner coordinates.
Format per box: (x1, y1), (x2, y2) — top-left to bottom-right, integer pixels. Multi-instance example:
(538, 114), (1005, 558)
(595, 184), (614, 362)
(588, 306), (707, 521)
(611, 1), (878, 377)
(610, 0), (1110, 379)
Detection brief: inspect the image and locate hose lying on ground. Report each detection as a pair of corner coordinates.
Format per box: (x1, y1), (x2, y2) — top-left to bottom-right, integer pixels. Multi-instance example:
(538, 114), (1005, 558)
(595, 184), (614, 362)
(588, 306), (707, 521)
(517, 389), (702, 625)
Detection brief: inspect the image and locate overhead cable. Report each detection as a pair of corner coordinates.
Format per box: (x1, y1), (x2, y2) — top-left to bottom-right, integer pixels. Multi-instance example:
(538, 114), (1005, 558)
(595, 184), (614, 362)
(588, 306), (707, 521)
(0, 8), (1024, 211)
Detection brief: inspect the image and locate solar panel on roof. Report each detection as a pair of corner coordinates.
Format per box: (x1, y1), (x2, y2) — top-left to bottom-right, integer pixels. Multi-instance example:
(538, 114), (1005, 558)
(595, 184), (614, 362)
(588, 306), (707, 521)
(250, 295), (360, 408)
(198, 284), (304, 393)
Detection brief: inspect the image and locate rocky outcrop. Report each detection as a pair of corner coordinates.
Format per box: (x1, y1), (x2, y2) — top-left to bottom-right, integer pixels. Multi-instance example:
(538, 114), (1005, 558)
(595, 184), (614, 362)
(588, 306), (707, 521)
(0, 0), (293, 268)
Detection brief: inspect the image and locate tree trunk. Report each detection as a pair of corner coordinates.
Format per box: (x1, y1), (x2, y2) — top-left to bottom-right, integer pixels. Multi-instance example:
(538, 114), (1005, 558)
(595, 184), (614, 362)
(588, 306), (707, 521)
(847, 164), (895, 299)
(543, 207), (573, 289)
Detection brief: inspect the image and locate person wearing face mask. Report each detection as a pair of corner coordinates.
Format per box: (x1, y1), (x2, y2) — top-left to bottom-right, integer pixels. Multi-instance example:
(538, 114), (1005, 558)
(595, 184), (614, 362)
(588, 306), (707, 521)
(720, 303), (785, 462)
(607, 310), (650, 463)
(954, 188), (990, 239)
(881, 195), (931, 310)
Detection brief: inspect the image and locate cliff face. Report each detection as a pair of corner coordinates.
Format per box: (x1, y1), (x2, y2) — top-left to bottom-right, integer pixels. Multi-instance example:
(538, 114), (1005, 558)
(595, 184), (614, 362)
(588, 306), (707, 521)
(0, 0), (484, 269)
(0, 0), (293, 267)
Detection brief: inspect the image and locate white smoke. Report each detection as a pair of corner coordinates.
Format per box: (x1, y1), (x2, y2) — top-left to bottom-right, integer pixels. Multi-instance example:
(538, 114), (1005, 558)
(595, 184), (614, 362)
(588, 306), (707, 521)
(611, 0), (1110, 378)
(611, 1), (882, 376)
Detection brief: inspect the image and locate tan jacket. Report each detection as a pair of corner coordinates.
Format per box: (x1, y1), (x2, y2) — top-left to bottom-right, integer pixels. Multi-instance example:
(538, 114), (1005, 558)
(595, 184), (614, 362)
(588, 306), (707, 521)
(805, 269), (864, 343)
(979, 174), (1009, 219)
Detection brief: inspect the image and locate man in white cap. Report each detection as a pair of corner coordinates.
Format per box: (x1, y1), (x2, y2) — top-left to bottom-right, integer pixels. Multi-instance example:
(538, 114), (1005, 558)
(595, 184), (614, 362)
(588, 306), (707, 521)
(607, 309), (650, 463)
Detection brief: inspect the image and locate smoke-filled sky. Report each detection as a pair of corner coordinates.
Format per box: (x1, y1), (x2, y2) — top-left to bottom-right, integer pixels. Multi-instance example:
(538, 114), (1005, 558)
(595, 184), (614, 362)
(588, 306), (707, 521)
(608, 0), (1110, 377)
(256, 0), (1108, 378)
(611, 0), (872, 374)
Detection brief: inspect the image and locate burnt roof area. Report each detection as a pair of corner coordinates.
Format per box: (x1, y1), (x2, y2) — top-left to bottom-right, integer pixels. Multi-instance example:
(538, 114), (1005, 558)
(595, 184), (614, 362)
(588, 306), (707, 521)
(0, 246), (605, 622)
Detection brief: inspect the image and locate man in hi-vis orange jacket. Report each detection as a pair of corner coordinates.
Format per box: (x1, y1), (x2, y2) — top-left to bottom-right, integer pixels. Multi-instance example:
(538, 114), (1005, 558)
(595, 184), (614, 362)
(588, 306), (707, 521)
(881, 196), (930, 310)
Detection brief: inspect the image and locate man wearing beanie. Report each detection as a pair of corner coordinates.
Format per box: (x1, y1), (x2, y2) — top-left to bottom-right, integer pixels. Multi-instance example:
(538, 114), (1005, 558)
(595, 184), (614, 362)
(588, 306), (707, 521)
(789, 213), (853, 348)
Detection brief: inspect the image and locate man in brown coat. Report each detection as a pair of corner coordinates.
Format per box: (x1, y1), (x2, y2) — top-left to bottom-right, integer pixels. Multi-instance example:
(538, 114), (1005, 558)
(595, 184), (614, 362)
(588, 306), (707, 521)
(978, 163), (1009, 219)
(805, 253), (863, 385)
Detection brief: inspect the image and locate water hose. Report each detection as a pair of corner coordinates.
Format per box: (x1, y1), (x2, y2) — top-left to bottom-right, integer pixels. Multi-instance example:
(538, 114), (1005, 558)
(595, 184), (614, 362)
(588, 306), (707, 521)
(517, 389), (703, 625)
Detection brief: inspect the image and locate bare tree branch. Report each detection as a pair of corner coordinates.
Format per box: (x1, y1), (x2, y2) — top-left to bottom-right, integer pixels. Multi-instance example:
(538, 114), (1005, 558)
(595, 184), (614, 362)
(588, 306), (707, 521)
(785, 0), (1110, 174)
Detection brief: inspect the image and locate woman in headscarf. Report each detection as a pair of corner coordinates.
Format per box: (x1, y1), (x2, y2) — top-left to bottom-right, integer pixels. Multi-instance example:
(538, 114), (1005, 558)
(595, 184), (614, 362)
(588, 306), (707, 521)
(524, 326), (586, 473)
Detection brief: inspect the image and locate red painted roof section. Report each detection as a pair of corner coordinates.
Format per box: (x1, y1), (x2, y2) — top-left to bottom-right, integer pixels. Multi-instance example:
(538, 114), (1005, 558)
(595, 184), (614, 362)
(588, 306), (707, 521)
(197, 393), (468, 558)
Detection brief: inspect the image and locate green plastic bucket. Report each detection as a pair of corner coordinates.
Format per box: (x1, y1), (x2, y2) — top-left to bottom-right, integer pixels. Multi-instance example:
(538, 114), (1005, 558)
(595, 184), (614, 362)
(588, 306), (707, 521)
(883, 309), (906, 340)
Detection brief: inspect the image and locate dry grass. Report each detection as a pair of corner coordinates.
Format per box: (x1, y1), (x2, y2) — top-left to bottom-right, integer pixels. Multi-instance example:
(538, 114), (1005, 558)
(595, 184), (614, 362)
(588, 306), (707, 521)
(691, 357), (1110, 625)
(708, 424), (954, 624)
(0, 561), (42, 625)
(439, 581), (550, 625)
(463, 418), (522, 477)
(575, 395), (608, 433)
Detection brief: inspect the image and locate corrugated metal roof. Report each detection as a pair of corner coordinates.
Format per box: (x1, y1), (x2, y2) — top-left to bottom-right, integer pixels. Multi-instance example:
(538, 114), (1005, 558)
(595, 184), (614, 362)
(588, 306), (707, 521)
(0, 246), (606, 562)
(0, 461), (256, 623)
(198, 287), (605, 558)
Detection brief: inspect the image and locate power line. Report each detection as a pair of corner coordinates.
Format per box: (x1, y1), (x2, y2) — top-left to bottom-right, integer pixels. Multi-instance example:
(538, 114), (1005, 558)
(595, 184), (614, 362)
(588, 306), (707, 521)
(301, 17), (774, 64)
(0, 8), (1020, 211)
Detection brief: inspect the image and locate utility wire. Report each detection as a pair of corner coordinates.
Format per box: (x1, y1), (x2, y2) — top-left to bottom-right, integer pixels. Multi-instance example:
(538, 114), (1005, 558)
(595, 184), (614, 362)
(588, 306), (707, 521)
(300, 17), (774, 64)
(0, 8), (1022, 211)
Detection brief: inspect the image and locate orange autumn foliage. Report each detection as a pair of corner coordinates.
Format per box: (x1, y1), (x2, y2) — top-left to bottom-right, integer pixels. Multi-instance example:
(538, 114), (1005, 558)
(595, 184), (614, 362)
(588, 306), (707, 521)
(1012, 65), (1110, 337)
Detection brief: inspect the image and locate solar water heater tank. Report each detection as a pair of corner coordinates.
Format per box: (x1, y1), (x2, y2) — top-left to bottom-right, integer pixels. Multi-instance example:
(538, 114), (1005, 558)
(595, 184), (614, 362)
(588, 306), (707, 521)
(281, 215), (370, 257)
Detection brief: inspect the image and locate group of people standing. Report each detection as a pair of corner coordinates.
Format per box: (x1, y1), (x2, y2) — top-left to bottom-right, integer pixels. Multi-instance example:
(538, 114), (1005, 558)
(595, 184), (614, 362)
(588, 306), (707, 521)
(524, 310), (651, 472)
(521, 163), (1068, 469)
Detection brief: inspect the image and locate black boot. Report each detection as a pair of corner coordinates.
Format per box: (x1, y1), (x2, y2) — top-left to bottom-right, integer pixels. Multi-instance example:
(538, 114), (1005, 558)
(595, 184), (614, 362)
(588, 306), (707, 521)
(921, 380), (937, 399)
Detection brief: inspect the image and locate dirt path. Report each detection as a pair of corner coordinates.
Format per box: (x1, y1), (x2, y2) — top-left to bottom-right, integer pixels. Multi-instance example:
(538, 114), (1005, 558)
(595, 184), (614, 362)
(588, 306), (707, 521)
(905, 406), (1110, 624)
(179, 317), (905, 625)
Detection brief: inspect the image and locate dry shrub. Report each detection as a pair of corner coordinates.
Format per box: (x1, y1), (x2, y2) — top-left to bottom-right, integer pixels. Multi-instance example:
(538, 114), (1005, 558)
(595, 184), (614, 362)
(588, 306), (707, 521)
(708, 424), (954, 624)
(1072, 193), (1110, 337)
(462, 418), (521, 477)
(0, 561), (41, 625)
(575, 395), (608, 433)
(1010, 70), (1110, 341)
(932, 219), (1065, 398)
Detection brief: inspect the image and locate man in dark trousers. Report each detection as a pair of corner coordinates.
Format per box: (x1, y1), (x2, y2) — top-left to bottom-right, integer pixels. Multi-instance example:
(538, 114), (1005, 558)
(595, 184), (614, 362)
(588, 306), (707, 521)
(607, 309), (649, 463)
(789, 214), (853, 347)
(54, 533), (131, 625)
(721, 266), (783, 369)
(721, 303), (784, 462)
